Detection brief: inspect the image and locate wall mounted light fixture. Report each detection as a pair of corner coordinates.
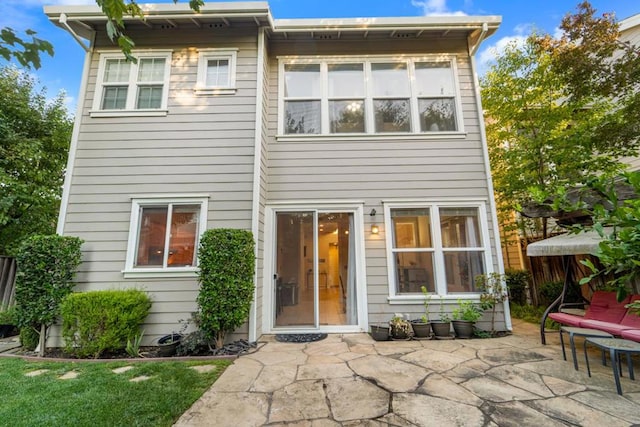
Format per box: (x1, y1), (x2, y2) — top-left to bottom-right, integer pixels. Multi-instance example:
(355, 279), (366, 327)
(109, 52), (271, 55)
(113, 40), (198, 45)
(370, 208), (379, 234)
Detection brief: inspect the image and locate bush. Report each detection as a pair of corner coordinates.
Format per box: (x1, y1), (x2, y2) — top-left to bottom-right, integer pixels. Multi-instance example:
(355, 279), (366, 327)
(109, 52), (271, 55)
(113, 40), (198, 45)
(505, 269), (530, 305)
(197, 229), (255, 349)
(19, 326), (39, 350)
(60, 289), (151, 358)
(0, 305), (16, 324)
(14, 235), (83, 355)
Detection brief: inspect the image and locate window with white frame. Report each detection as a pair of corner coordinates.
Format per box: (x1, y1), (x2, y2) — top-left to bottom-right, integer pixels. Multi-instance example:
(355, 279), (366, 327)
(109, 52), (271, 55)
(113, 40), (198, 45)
(124, 197), (208, 277)
(93, 51), (172, 114)
(280, 57), (461, 135)
(195, 48), (238, 95)
(387, 204), (488, 296)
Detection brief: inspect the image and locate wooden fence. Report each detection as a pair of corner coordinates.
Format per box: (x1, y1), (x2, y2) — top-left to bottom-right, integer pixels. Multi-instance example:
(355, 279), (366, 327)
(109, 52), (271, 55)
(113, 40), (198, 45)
(0, 256), (17, 307)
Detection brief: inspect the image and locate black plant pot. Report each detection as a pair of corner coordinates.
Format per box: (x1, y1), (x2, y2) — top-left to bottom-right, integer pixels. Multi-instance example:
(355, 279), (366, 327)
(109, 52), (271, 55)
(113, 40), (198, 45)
(431, 321), (452, 339)
(370, 325), (389, 341)
(411, 321), (431, 339)
(157, 333), (182, 357)
(452, 320), (474, 339)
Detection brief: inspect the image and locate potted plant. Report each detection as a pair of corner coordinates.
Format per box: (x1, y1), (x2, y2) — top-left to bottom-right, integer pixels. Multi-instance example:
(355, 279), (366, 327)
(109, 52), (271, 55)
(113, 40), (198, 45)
(451, 300), (483, 339)
(430, 296), (452, 339)
(370, 324), (390, 341)
(389, 314), (413, 340)
(157, 333), (183, 357)
(476, 273), (509, 336)
(411, 287), (432, 338)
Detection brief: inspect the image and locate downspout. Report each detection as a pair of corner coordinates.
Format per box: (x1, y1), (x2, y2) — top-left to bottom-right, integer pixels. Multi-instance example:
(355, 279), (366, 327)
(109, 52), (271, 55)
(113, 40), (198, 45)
(56, 20), (95, 235)
(469, 24), (512, 331)
(249, 26), (266, 342)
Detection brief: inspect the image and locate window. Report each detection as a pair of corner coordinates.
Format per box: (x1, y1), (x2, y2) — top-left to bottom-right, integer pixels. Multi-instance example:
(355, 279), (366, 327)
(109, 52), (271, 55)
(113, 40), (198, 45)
(124, 196), (208, 278)
(280, 57), (461, 135)
(386, 203), (490, 297)
(195, 49), (238, 95)
(93, 51), (172, 116)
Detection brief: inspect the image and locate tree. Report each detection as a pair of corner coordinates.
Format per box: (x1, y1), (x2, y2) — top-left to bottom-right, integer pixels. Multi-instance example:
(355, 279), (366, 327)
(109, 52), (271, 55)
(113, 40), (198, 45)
(0, 67), (73, 255)
(481, 34), (625, 241)
(536, 1), (640, 153)
(0, 28), (53, 69)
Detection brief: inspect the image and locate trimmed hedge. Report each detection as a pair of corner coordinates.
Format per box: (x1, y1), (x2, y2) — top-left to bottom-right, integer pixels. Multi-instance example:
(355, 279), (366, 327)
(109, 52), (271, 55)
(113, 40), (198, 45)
(197, 228), (255, 348)
(60, 289), (151, 358)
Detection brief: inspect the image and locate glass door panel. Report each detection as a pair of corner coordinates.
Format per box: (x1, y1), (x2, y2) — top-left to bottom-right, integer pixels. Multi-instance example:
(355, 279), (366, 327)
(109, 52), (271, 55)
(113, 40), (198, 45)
(275, 212), (315, 327)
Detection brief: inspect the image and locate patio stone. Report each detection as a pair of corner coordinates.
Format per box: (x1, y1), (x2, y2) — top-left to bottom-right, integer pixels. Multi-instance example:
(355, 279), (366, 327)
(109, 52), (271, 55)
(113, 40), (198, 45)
(346, 343), (377, 355)
(419, 339), (463, 352)
(211, 357), (262, 392)
(418, 373), (483, 406)
(489, 401), (567, 427)
(269, 380), (330, 423)
(478, 347), (549, 366)
(112, 366), (134, 374)
(528, 396), (631, 426)
(174, 392), (269, 427)
(487, 365), (554, 398)
(297, 362), (354, 380)
(372, 341), (422, 356)
(342, 333), (376, 346)
(336, 351), (367, 361)
(190, 365), (217, 374)
(244, 349), (308, 366)
(306, 355), (344, 364)
(400, 348), (474, 373)
(542, 375), (587, 395)
(58, 371), (79, 380)
(129, 375), (152, 382)
(514, 360), (623, 390)
(371, 413), (415, 426)
(570, 391), (640, 424)
(270, 420), (340, 427)
(393, 393), (485, 426)
(25, 369), (48, 377)
(254, 342), (301, 352)
(251, 365), (297, 392)
(446, 365), (486, 383)
(304, 342), (350, 356)
(462, 376), (540, 402)
(325, 377), (390, 421)
(348, 355), (429, 392)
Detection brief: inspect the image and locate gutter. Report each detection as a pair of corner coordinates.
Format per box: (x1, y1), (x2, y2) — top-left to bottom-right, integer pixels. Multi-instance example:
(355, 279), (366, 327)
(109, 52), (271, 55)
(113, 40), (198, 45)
(469, 22), (488, 56)
(59, 13), (90, 52)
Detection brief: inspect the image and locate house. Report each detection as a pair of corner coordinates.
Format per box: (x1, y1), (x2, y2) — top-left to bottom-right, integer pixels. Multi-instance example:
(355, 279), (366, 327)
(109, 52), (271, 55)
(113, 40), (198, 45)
(44, 2), (507, 345)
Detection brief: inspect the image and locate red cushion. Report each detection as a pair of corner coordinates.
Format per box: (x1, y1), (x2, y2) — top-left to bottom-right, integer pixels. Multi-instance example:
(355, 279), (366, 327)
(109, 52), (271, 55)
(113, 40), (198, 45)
(621, 329), (640, 343)
(549, 312), (583, 327)
(579, 319), (631, 335)
(584, 291), (630, 323)
(621, 295), (640, 328)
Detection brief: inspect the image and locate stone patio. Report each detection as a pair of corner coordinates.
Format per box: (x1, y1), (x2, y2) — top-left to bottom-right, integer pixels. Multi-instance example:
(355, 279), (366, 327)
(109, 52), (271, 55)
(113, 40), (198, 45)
(174, 320), (640, 426)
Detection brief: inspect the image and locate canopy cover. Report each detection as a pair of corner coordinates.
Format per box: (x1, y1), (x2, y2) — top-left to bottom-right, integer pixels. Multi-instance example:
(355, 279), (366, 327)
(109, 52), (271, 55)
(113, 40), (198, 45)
(526, 229), (608, 257)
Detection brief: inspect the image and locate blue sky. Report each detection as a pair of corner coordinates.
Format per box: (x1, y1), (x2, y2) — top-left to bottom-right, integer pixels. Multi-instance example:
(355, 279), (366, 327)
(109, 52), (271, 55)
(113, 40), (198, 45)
(1, 0), (638, 114)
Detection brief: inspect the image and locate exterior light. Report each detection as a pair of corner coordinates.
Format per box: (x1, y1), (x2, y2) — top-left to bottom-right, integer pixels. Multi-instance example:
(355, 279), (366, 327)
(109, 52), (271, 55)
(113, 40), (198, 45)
(371, 224), (379, 234)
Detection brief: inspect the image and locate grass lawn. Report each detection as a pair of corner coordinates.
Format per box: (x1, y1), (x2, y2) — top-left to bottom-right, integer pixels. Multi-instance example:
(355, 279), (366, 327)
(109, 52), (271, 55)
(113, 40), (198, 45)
(0, 357), (231, 427)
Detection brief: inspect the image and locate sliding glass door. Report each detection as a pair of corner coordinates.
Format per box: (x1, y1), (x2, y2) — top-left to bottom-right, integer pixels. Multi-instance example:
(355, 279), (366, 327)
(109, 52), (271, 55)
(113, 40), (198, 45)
(274, 210), (357, 328)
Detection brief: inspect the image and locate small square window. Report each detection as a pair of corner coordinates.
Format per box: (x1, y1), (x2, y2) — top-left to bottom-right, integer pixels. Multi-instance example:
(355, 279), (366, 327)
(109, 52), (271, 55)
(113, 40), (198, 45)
(195, 49), (238, 95)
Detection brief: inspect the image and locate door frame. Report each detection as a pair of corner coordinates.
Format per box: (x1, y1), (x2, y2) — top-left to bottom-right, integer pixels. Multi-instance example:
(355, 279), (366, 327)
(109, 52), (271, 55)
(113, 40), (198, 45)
(262, 201), (368, 334)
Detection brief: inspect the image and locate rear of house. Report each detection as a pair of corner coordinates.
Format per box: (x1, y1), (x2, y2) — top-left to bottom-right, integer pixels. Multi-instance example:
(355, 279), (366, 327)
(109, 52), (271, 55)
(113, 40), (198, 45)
(45, 2), (507, 345)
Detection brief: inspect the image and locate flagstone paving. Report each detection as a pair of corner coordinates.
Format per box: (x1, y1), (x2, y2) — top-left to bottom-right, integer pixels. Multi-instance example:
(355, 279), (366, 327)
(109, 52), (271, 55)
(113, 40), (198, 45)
(174, 319), (640, 426)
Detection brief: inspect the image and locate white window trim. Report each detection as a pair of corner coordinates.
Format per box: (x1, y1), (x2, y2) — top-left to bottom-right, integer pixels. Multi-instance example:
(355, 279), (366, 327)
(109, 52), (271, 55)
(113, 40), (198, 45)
(90, 50), (173, 117)
(123, 195), (209, 279)
(383, 201), (493, 304)
(195, 48), (238, 95)
(277, 55), (465, 137)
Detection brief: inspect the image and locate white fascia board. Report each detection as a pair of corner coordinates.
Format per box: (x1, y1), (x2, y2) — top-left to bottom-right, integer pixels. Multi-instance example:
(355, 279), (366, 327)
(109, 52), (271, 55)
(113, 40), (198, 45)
(620, 13), (640, 32)
(273, 15), (501, 33)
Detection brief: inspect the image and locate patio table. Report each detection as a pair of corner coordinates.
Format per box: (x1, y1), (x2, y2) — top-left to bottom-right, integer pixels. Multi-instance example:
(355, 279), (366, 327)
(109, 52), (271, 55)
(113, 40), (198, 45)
(559, 326), (612, 370)
(583, 337), (640, 395)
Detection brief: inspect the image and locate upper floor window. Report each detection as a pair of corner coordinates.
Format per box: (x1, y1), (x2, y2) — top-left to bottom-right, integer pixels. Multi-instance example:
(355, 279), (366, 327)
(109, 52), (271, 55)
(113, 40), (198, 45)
(92, 51), (172, 117)
(195, 48), (238, 95)
(385, 203), (491, 298)
(279, 57), (461, 136)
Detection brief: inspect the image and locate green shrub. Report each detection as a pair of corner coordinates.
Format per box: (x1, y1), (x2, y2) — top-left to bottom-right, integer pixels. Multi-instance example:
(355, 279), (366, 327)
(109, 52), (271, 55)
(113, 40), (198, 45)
(14, 235), (83, 355)
(19, 326), (39, 350)
(60, 289), (151, 358)
(197, 228), (255, 349)
(510, 303), (559, 330)
(505, 269), (530, 305)
(0, 305), (16, 324)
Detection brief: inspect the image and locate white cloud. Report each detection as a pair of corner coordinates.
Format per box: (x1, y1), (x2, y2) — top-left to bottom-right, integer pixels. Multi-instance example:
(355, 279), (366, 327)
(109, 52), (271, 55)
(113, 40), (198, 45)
(411, 0), (467, 16)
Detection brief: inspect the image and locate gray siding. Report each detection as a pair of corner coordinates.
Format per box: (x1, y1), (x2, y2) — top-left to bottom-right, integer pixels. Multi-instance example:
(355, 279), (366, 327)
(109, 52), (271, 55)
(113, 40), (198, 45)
(59, 26), (259, 344)
(264, 36), (503, 327)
